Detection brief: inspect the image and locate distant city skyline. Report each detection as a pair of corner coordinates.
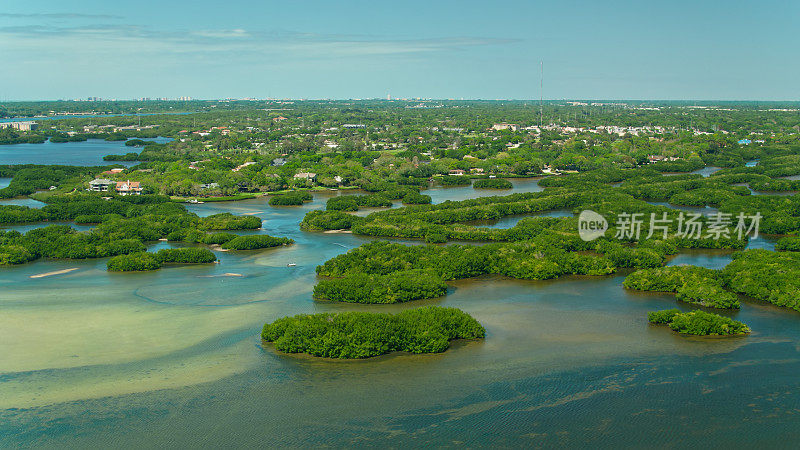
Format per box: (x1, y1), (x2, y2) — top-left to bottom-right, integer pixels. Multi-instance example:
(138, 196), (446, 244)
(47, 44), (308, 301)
(1, 0), (798, 101)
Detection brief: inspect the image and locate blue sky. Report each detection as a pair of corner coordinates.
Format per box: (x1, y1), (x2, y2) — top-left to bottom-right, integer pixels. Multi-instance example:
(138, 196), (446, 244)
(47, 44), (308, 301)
(1, 0), (797, 100)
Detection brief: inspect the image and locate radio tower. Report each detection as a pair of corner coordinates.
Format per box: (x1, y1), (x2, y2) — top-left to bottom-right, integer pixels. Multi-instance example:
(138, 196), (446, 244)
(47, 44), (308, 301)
(539, 61), (544, 128)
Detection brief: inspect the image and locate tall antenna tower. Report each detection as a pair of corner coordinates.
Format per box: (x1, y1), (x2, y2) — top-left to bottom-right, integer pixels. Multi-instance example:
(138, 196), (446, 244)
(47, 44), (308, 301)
(539, 61), (543, 127)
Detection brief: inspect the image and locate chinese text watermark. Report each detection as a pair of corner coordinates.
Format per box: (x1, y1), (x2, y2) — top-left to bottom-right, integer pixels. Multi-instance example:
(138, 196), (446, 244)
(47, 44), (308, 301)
(578, 210), (761, 242)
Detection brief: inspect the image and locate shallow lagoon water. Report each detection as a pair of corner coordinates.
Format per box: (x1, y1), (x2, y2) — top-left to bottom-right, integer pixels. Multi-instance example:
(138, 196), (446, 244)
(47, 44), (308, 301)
(0, 137), (171, 166)
(3, 174), (800, 446)
(0, 197), (47, 209)
(0, 177), (47, 208)
(693, 166), (721, 177)
(424, 177), (543, 204)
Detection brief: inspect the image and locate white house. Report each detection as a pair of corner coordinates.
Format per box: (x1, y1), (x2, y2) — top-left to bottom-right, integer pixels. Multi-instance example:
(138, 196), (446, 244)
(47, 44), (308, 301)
(293, 172), (317, 182)
(89, 178), (114, 192)
(116, 180), (142, 196)
(492, 123), (519, 132)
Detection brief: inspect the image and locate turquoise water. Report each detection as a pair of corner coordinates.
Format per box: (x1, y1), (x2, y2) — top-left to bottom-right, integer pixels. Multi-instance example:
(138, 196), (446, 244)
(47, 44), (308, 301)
(0, 137), (171, 166)
(465, 209), (573, 229)
(0, 177), (47, 208)
(693, 166), (721, 177)
(647, 201), (719, 216)
(2, 176), (800, 447)
(424, 177), (543, 204)
(0, 197), (47, 209)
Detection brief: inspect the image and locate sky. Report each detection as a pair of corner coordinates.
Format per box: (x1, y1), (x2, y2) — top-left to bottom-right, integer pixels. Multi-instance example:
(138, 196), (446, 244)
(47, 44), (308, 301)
(1, 0), (798, 101)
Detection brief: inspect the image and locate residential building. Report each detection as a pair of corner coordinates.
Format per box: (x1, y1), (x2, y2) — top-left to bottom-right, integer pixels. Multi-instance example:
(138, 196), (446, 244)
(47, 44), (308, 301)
(647, 155), (681, 163)
(492, 123), (519, 132)
(293, 172), (317, 182)
(449, 169), (465, 176)
(116, 180), (142, 196)
(89, 179), (114, 192)
(0, 121), (38, 131)
(272, 158), (287, 166)
(542, 165), (561, 175)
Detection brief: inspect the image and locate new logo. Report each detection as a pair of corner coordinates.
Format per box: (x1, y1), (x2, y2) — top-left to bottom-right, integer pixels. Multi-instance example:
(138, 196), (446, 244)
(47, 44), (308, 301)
(578, 210), (608, 241)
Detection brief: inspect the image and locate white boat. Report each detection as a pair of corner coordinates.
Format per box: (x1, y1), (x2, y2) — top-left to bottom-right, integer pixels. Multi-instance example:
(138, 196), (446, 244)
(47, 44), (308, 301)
(287, 263), (297, 267)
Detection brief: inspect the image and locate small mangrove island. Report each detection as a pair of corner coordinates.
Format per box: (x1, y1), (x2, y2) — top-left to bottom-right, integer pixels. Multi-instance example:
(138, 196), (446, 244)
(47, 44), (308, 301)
(648, 309), (750, 336)
(268, 191), (313, 206)
(261, 306), (486, 358)
(107, 248), (217, 271)
(313, 269), (448, 304)
(623, 266), (740, 309)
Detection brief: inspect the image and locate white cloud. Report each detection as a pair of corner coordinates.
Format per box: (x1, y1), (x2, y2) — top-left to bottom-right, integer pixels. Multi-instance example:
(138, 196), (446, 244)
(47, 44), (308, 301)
(192, 29), (249, 39)
(0, 13), (123, 20)
(0, 23), (517, 61)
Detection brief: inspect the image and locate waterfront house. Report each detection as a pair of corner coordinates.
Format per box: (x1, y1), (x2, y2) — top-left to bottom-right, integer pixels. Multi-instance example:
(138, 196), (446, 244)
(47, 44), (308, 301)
(542, 165), (561, 175)
(89, 178), (114, 192)
(647, 155), (681, 163)
(0, 121), (38, 131)
(116, 180), (142, 196)
(449, 169), (465, 176)
(293, 172), (317, 182)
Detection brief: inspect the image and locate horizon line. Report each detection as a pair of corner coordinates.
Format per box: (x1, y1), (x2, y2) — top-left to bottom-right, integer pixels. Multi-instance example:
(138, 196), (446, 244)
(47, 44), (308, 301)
(2, 98), (800, 103)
